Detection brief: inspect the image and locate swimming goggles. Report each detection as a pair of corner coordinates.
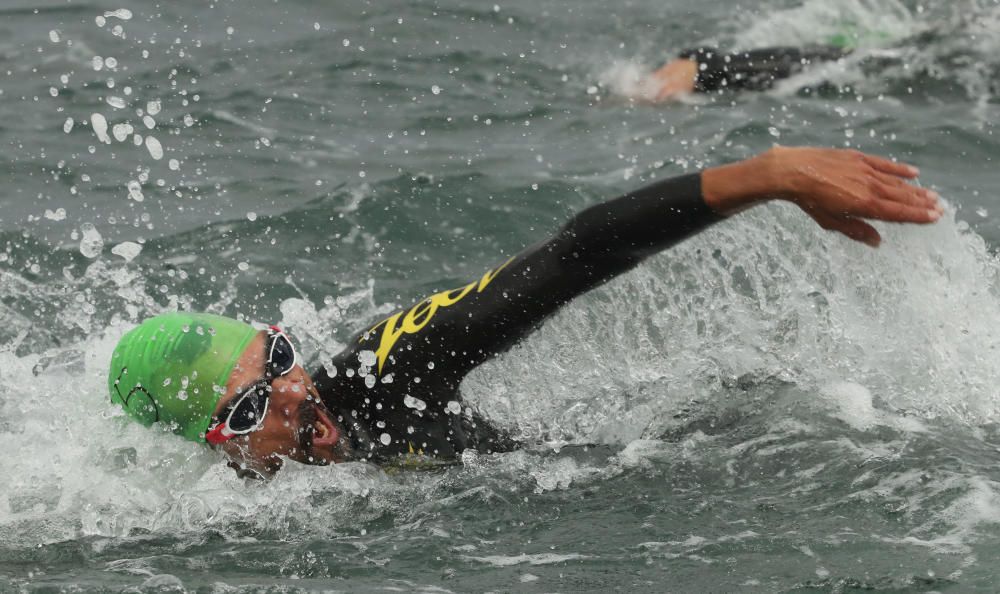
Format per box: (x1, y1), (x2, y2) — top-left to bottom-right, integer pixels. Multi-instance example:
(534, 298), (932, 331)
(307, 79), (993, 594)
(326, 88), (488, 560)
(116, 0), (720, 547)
(205, 326), (298, 445)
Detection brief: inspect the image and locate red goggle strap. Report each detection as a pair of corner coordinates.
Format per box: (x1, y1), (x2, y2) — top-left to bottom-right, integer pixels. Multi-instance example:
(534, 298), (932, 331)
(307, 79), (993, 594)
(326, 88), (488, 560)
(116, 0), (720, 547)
(206, 423), (236, 445)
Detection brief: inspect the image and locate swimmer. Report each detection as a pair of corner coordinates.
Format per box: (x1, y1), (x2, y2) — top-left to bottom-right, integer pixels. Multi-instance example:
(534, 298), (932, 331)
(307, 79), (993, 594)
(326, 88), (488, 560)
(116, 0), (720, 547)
(648, 45), (850, 101)
(108, 146), (942, 478)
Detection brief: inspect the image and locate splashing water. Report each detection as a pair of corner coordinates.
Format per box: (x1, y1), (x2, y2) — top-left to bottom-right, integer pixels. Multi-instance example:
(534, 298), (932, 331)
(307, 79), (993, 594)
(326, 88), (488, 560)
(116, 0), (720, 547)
(6, 0), (1000, 590)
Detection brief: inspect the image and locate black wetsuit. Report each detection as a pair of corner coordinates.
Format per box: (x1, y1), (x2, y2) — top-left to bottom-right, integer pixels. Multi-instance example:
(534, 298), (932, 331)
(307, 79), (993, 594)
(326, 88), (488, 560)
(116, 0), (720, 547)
(680, 45), (850, 93)
(312, 173), (723, 464)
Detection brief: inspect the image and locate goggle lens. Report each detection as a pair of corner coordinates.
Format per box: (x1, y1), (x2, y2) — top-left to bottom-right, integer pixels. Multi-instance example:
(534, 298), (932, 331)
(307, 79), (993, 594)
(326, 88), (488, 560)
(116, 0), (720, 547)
(268, 332), (297, 377)
(226, 383), (270, 433)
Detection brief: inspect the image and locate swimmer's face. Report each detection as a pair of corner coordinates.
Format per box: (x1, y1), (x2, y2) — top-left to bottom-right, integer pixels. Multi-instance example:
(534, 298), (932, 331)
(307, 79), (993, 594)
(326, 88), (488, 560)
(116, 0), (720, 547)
(212, 331), (351, 477)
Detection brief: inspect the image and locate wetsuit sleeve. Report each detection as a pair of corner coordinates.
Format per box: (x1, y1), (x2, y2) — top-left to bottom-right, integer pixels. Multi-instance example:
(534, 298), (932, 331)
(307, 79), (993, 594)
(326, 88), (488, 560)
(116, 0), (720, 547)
(348, 172), (723, 395)
(679, 45), (850, 92)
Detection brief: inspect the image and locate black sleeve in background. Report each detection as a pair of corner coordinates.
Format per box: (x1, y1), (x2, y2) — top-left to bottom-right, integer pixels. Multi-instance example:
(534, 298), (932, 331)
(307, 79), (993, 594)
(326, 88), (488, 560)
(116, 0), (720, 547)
(349, 172), (722, 392)
(679, 45), (851, 92)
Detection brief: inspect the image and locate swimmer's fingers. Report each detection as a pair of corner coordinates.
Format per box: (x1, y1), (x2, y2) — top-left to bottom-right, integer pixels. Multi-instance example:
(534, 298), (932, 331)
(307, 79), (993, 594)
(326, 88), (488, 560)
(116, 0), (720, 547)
(872, 174), (940, 209)
(810, 211), (881, 247)
(861, 154), (919, 179)
(854, 195), (942, 224)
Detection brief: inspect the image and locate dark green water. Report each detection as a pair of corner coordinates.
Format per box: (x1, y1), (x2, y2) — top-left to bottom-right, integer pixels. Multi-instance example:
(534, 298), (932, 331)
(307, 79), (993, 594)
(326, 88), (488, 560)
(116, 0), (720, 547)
(5, 0), (1000, 591)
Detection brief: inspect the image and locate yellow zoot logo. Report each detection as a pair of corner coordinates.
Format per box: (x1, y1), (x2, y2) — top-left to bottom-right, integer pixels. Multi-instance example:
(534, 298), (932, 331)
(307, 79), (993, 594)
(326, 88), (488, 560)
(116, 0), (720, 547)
(364, 257), (515, 373)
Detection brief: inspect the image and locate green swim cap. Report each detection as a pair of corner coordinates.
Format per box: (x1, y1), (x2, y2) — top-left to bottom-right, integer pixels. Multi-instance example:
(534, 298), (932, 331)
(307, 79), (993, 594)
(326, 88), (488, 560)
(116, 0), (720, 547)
(107, 313), (258, 442)
(827, 23), (892, 50)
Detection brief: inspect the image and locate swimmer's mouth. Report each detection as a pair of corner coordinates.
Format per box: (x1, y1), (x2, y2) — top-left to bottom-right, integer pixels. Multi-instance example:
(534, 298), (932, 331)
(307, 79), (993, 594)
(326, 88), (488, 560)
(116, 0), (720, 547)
(309, 406), (339, 447)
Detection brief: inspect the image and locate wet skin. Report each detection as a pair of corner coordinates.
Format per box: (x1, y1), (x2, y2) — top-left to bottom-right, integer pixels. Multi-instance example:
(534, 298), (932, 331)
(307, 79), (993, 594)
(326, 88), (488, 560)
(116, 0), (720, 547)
(212, 331), (353, 476)
(650, 58), (698, 101)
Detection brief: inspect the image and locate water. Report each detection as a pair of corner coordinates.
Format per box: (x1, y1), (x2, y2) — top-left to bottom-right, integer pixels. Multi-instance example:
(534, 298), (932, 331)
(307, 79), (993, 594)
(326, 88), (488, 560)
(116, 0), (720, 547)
(4, 0), (1000, 591)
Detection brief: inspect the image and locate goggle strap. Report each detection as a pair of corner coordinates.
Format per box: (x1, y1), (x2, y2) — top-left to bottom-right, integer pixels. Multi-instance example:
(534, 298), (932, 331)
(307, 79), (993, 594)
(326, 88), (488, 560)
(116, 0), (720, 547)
(206, 423), (236, 445)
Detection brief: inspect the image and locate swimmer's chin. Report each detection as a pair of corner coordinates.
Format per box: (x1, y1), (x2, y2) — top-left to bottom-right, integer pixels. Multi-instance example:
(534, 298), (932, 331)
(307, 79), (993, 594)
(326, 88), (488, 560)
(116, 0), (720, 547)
(226, 446), (353, 480)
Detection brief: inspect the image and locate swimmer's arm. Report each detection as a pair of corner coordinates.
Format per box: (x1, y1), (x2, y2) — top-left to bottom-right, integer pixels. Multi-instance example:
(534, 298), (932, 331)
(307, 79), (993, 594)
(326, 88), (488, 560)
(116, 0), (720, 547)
(346, 147), (940, 385)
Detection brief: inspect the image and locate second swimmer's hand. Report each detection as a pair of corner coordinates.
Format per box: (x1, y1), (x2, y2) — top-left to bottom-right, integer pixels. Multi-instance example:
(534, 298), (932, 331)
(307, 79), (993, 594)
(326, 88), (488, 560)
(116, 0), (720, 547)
(702, 146), (943, 247)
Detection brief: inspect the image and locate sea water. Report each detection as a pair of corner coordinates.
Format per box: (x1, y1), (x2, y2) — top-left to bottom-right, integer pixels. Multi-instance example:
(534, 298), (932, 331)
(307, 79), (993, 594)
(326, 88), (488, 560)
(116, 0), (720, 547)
(4, 0), (1000, 591)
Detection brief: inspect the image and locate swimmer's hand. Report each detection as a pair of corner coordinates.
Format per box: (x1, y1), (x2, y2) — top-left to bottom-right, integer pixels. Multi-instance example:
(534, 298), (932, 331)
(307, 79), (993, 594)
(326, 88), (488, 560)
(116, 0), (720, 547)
(651, 59), (699, 101)
(701, 146), (942, 247)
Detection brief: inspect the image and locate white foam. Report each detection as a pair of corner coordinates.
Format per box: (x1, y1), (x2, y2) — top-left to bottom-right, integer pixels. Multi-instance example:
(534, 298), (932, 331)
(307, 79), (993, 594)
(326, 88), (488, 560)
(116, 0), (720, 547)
(460, 553), (589, 566)
(464, 200), (1000, 444)
(731, 0), (915, 49)
(596, 60), (664, 103)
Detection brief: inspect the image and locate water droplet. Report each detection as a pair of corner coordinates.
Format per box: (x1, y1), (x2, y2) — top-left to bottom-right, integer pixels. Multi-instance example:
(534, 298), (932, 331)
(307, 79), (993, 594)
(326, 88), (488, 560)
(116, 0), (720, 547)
(168, 159), (180, 171)
(768, 126), (780, 138)
(63, 117), (74, 134)
(237, 261), (249, 271)
(313, 22), (321, 30)
(44, 208), (66, 221)
(105, 57), (118, 69)
(431, 85), (441, 95)
(127, 180), (144, 202)
(111, 241), (142, 262)
(403, 395), (427, 411)
(142, 115), (155, 129)
(104, 8), (133, 20)
(107, 96), (126, 109)
(183, 114), (194, 127)
(358, 350), (377, 367)
(379, 433), (391, 445)
(49, 30), (60, 43)
(112, 123), (132, 142)
(79, 223), (104, 258)
(145, 135), (163, 160)
(446, 401), (461, 415)
(90, 113), (110, 143)
(246, 211), (257, 221)
(92, 56), (104, 71)
(176, 390), (188, 401)
(95, 16), (106, 27)
(146, 100), (161, 115)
